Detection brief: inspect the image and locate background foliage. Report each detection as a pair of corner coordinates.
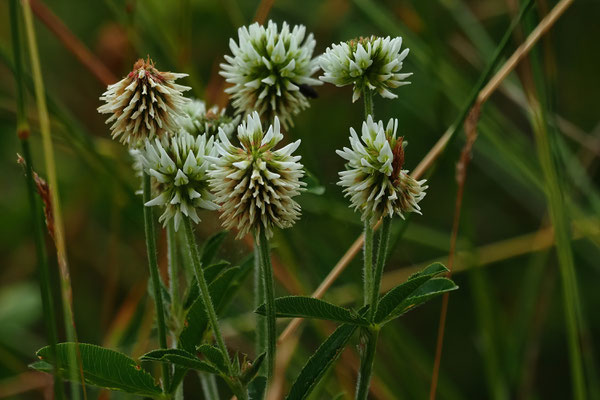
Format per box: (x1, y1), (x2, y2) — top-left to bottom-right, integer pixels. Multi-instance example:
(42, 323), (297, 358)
(0, 0), (599, 398)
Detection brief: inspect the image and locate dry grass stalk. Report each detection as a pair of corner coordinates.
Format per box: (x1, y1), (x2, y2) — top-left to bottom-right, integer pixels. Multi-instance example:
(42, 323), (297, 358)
(429, 103), (480, 400)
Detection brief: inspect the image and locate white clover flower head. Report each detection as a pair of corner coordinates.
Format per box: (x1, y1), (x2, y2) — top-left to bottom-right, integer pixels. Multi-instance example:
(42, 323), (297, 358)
(220, 20), (322, 129)
(337, 116), (427, 225)
(178, 99), (240, 138)
(98, 58), (191, 146)
(319, 36), (412, 102)
(140, 130), (219, 231)
(209, 112), (305, 239)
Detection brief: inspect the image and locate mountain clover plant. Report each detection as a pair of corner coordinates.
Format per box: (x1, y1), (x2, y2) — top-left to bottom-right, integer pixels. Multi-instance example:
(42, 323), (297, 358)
(31, 21), (457, 400)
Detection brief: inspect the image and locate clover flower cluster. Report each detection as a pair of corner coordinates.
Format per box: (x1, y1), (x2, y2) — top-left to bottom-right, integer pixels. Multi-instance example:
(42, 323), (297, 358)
(319, 36), (411, 102)
(98, 26), (421, 236)
(178, 99), (240, 138)
(99, 57), (306, 234)
(98, 58), (190, 146)
(337, 116), (427, 225)
(141, 131), (219, 231)
(220, 20), (321, 128)
(208, 112), (305, 239)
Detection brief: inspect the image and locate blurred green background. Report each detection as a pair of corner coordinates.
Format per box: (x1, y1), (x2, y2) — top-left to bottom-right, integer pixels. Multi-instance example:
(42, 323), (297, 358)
(1, 0), (599, 398)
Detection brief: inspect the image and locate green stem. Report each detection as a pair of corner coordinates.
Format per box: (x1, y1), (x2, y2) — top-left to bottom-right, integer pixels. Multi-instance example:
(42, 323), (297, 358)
(355, 88), (381, 400)
(167, 220), (180, 323)
(355, 327), (380, 400)
(530, 103), (586, 400)
(256, 230), (276, 383)
(368, 217), (392, 321)
(363, 221), (374, 306)
(21, 2), (83, 398)
(9, 2), (64, 398)
(21, 141), (67, 399)
(355, 218), (391, 398)
(363, 88), (374, 118)
(254, 240), (266, 357)
(182, 218), (232, 375)
(142, 172), (171, 391)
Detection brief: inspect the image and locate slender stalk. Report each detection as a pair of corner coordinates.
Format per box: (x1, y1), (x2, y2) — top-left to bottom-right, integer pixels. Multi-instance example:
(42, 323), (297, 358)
(529, 99), (585, 400)
(254, 240), (266, 356)
(355, 218), (391, 399)
(21, 2), (84, 398)
(355, 87), (384, 400)
(363, 88), (374, 118)
(368, 217), (392, 321)
(430, 107), (478, 400)
(142, 172), (171, 391)
(257, 230), (276, 382)
(355, 328), (380, 400)
(20, 141), (66, 400)
(363, 221), (374, 306)
(167, 220), (180, 321)
(363, 88), (375, 307)
(9, 4), (64, 398)
(182, 218), (232, 375)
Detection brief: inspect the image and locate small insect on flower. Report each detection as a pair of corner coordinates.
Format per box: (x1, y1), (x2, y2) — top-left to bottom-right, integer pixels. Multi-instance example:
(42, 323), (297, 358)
(178, 99), (240, 138)
(337, 116), (427, 225)
(98, 58), (190, 146)
(220, 21), (322, 129)
(208, 112), (305, 239)
(319, 36), (412, 102)
(140, 130), (219, 231)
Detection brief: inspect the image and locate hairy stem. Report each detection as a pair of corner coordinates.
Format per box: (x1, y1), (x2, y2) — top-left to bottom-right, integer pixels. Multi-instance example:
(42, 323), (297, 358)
(363, 221), (374, 306)
(167, 220), (180, 323)
(355, 327), (380, 400)
(142, 172), (171, 391)
(257, 230), (276, 383)
(363, 88), (374, 118)
(369, 217), (392, 321)
(254, 240), (266, 357)
(183, 218), (232, 375)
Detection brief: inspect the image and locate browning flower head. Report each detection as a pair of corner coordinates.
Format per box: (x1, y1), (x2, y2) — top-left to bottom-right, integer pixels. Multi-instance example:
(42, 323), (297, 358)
(208, 112), (305, 239)
(220, 21), (322, 129)
(98, 58), (190, 146)
(337, 116), (427, 225)
(319, 36), (412, 102)
(140, 130), (218, 231)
